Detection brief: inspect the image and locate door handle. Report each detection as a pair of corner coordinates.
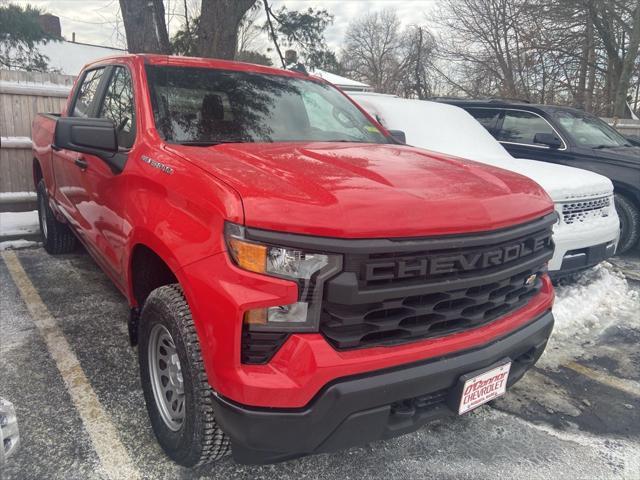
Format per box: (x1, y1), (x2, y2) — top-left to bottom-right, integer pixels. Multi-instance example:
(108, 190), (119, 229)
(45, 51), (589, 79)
(74, 157), (88, 169)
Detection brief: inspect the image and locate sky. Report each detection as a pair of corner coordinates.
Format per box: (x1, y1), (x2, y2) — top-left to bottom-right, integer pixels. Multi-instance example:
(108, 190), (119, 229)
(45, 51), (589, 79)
(5, 0), (439, 51)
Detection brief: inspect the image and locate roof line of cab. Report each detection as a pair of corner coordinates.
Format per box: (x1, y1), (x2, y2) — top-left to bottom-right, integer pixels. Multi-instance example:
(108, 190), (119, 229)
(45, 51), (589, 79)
(435, 98), (583, 114)
(81, 53), (318, 81)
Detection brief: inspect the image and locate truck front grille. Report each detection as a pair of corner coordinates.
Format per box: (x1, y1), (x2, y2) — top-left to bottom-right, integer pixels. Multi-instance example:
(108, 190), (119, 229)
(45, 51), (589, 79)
(321, 268), (543, 349)
(319, 213), (555, 350)
(561, 196), (610, 224)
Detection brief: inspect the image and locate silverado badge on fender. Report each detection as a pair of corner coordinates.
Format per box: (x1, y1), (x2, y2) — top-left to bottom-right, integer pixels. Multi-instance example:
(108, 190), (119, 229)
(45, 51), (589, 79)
(141, 155), (174, 175)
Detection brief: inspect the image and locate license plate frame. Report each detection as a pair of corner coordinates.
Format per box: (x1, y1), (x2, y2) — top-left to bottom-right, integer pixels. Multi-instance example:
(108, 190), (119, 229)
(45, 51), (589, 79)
(455, 361), (512, 415)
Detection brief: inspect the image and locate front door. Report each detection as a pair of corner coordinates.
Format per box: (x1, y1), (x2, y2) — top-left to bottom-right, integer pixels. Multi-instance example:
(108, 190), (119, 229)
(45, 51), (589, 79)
(54, 66), (137, 283)
(53, 66), (108, 233)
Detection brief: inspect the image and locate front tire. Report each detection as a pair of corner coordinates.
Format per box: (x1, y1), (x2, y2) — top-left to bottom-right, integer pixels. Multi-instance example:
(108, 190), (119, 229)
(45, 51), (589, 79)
(36, 179), (77, 254)
(138, 284), (230, 467)
(615, 193), (640, 254)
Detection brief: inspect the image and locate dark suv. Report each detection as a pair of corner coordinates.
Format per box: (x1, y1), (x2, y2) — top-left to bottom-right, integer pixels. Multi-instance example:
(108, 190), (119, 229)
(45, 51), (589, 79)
(438, 99), (640, 253)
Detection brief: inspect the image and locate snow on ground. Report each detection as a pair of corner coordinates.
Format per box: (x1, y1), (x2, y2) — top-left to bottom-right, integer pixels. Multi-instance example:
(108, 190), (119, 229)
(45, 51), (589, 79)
(542, 262), (640, 368)
(0, 240), (41, 251)
(0, 191), (36, 201)
(0, 210), (39, 237)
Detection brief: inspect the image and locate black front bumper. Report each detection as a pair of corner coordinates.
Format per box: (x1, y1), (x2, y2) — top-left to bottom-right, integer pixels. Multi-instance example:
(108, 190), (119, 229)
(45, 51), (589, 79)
(551, 241), (616, 279)
(212, 310), (554, 465)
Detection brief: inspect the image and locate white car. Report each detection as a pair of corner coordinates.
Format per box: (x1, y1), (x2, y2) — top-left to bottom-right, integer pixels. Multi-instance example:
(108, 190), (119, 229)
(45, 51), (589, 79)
(0, 398), (19, 464)
(349, 93), (620, 276)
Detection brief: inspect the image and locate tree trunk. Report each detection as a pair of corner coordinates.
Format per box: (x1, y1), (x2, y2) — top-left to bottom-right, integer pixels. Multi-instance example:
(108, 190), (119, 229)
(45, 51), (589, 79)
(585, 38), (597, 112)
(195, 0), (257, 59)
(119, 0), (171, 54)
(575, 18), (592, 109)
(613, 4), (640, 117)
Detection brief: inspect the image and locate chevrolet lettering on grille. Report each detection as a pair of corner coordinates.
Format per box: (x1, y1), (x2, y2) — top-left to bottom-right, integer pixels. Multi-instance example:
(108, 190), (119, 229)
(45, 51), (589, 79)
(364, 233), (553, 281)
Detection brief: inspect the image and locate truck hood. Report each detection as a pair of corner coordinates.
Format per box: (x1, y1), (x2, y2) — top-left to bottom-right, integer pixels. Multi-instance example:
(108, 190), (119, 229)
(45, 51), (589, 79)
(168, 142), (553, 238)
(478, 157), (613, 202)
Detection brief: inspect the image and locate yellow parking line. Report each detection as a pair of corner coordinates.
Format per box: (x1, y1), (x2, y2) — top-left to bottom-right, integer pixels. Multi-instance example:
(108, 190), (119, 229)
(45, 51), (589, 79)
(2, 251), (141, 480)
(564, 361), (640, 398)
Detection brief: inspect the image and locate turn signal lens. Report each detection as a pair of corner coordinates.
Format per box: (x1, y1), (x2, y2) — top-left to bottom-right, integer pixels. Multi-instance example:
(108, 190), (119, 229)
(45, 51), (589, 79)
(228, 238), (267, 273)
(243, 309), (267, 325)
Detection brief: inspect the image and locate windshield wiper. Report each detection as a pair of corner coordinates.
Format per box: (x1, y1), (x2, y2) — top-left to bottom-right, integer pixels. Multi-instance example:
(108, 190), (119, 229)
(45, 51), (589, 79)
(593, 144), (616, 149)
(175, 140), (245, 146)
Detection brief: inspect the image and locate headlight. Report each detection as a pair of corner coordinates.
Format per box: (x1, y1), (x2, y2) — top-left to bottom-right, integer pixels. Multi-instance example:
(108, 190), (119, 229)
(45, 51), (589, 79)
(225, 222), (342, 332)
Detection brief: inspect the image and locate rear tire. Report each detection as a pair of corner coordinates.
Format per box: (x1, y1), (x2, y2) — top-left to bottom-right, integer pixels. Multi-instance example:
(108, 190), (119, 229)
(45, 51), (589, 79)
(138, 284), (230, 467)
(615, 193), (640, 254)
(36, 179), (77, 254)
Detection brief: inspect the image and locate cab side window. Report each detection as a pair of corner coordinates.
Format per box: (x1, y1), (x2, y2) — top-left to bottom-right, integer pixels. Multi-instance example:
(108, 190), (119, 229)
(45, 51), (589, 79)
(98, 67), (136, 149)
(72, 67), (106, 117)
(496, 110), (556, 146)
(466, 108), (501, 134)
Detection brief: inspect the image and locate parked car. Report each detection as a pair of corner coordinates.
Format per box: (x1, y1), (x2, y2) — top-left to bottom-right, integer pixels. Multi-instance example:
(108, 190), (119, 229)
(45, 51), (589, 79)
(33, 54), (557, 466)
(350, 93), (619, 277)
(435, 99), (640, 253)
(0, 398), (20, 464)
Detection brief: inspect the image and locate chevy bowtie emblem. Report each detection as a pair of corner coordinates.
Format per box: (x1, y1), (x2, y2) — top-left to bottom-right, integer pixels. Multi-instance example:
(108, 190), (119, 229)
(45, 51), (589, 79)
(524, 274), (538, 286)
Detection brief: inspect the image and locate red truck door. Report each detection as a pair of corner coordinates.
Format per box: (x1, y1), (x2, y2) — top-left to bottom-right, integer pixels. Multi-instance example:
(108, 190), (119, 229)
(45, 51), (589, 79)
(53, 67), (107, 232)
(54, 66), (135, 283)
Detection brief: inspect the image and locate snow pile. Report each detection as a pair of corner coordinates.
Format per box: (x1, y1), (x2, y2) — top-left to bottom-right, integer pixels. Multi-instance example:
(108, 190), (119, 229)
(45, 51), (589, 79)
(541, 262), (640, 367)
(0, 211), (39, 237)
(0, 239), (40, 251)
(0, 191), (36, 201)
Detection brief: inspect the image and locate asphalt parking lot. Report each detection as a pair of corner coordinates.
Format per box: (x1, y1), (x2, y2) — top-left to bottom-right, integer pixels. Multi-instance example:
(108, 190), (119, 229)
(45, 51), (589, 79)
(1, 246), (639, 480)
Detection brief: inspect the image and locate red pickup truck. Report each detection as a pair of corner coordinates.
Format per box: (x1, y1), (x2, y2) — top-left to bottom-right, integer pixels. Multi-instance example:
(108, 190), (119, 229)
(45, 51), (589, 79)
(32, 54), (556, 466)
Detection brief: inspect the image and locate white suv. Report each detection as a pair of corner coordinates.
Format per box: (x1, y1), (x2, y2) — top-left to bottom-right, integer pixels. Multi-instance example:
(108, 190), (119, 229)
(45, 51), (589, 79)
(349, 93), (620, 276)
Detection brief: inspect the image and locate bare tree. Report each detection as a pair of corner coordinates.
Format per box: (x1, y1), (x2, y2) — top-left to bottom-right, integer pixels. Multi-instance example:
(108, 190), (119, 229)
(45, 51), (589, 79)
(589, 0), (640, 116)
(237, 5), (263, 53)
(342, 10), (409, 93)
(195, 0), (256, 59)
(400, 25), (437, 99)
(118, 0), (171, 53)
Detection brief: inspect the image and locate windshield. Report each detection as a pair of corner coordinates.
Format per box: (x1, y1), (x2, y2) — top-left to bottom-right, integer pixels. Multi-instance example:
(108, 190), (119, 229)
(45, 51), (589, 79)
(145, 65), (387, 145)
(551, 109), (631, 148)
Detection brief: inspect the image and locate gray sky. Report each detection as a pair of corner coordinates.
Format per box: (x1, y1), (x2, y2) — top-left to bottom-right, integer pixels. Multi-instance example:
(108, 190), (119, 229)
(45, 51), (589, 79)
(6, 0), (438, 51)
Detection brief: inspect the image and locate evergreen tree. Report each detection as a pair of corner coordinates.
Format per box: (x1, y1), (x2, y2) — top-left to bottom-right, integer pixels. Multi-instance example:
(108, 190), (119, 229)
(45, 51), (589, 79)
(0, 4), (59, 71)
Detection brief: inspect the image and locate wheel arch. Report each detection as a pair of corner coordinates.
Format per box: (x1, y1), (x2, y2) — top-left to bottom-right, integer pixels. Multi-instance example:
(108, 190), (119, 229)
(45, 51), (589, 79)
(33, 157), (43, 188)
(127, 237), (185, 346)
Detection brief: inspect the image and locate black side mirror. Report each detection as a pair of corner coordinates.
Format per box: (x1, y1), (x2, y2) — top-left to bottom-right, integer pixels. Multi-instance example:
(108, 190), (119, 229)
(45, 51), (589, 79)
(388, 129), (406, 144)
(533, 132), (562, 149)
(54, 117), (126, 172)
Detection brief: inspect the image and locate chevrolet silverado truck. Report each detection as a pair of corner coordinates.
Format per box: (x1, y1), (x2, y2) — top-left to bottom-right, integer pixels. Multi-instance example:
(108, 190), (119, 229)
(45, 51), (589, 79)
(349, 93), (620, 277)
(32, 54), (556, 466)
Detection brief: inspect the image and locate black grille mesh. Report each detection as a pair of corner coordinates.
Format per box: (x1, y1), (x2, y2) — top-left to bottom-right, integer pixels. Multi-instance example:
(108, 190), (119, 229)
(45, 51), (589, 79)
(321, 268), (543, 349)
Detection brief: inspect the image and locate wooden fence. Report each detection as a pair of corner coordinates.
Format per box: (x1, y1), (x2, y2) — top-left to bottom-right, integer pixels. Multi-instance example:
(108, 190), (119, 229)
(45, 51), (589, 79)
(0, 69), (74, 210)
